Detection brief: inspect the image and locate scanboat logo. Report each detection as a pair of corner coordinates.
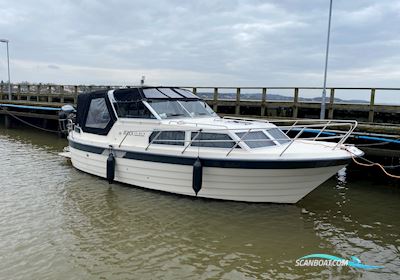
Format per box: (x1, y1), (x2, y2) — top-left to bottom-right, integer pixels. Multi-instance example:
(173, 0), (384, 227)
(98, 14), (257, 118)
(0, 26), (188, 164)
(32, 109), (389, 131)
(295, 254), (384, 270)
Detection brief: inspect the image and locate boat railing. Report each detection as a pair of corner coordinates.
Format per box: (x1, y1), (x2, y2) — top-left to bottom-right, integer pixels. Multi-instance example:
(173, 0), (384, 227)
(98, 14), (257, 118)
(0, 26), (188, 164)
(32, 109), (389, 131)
(167, 119), (230, 129)
(272, 119), (358, 156)
(223, 116), (270, 124)
(117, 119), (357, 157)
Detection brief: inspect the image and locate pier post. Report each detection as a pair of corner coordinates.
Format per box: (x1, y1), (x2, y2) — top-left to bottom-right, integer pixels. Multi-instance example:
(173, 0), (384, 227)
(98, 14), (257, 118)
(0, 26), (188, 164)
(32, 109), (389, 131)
(42, 119), (48, 129)
(261, 88), (267, 116)
(213, 88), (218, 112)
(4, 115), (11, 128)
(293, 88), (299, 118)
(48, 85), (52, 103)
(4, 108), (11, 128)
(235, 88), (241, 115)
(368, 88), (375, 123)
(192, 87), (197, 96)
(27, 85), (30, 92)
(328, 88), (335, 119)
(17, 84), (21, 99)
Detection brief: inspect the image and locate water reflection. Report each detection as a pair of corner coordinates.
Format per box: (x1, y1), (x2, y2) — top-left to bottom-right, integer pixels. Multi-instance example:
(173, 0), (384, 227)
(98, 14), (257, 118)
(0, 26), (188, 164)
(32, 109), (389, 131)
(61, 175), (320, 279)
(299, 169), (400, 278)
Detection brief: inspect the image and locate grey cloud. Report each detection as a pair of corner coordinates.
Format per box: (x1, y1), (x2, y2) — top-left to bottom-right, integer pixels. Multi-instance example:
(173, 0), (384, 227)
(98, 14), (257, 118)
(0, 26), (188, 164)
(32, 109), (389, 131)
(0, 0), (399, 91)
(47, 64), (60, 69)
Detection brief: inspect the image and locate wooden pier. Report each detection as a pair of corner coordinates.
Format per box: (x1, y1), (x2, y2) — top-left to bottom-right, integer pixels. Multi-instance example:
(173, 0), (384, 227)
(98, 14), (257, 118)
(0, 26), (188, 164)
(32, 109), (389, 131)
(1, 83), (400, 134)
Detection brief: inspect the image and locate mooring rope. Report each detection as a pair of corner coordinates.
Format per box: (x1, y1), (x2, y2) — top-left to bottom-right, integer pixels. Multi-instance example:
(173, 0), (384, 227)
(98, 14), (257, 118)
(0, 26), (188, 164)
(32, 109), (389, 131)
(354, 141), (391, 147)
(2, 108), (60, 134)
(343, 147), (400, 179)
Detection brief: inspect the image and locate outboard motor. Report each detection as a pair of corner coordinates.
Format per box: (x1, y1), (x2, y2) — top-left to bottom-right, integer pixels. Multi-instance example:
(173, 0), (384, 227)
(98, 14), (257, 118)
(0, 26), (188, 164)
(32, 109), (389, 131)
(58, 104), (76, 135)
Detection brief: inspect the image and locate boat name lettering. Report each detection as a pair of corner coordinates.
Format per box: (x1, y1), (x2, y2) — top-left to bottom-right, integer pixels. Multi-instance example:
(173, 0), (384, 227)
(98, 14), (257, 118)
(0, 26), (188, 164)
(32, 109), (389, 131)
(123, 131), (145, 137)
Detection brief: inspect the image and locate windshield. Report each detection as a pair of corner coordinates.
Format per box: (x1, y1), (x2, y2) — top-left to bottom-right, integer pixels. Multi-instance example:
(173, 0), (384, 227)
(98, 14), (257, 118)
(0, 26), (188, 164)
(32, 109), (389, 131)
(180, 100), (217, 118)
(113, 101), (156, 119)
(147, 100), (216, 119)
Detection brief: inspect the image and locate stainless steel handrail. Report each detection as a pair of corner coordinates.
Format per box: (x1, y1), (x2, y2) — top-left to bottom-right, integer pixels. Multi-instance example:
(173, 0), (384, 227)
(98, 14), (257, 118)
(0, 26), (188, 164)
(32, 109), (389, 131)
(284, 120), (299, 135)
(223, 116), (270, 124)
(182, 129), (202, 154)
(333, 121), (358, 149)
(114, 124), (354, 135)
(279, 127), (306, 157)
(313, 120), (332, 140)
(120, 119), (357, 155)
(226, 128), (252, 157)
(145, 130), (162, 151)
(168, 119), (229, 129)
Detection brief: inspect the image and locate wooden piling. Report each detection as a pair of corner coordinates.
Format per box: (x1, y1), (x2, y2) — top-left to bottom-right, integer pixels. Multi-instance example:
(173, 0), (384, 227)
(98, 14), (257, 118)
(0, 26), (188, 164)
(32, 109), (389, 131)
(368, 88), (376, 123)
(293, 88), (299, 118)
(213, 88), (218, 112)
(42, 119), (48, 129)
(328, 88), (335, 119)
(261, 88), (267, 116)
(235, 88), (241, 115)
(5, 116), (10, 128)
(4, 108), (11, 128)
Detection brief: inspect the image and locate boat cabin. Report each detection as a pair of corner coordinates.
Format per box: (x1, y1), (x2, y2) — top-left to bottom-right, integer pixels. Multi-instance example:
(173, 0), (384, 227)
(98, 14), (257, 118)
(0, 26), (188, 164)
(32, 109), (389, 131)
(75, 87), (290, 150)
(75, 87), (217, 135)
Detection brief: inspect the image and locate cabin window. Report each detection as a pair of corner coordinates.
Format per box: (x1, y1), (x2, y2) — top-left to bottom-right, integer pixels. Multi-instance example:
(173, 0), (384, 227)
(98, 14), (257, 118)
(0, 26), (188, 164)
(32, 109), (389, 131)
(149, 131), (185, 146)
(236, 131), (275, 148)
(85, 98), (111, 129)
(267, 128), (291, 144)
(147, 100), (216, 119)
(114, 101), (155, 119)
(191, 132), (237, 148)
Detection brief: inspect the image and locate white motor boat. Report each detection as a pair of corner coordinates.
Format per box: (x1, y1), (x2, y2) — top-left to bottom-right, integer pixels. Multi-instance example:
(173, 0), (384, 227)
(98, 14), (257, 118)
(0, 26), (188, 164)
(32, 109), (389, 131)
(64, 87), (363, 203)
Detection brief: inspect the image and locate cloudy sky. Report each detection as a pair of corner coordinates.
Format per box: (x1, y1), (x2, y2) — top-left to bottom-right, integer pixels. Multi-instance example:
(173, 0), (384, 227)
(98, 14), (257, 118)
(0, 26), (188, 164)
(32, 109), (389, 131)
(0, 0), (400, 100)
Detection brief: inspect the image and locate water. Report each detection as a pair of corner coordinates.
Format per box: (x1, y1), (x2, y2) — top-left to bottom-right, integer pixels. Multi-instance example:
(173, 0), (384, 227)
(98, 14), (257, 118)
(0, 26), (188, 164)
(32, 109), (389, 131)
(0, 127), (399, 280)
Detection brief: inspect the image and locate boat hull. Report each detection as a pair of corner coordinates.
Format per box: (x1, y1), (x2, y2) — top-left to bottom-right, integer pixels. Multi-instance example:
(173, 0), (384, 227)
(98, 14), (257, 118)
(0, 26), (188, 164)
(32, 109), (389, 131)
(69, 146), (346, 203)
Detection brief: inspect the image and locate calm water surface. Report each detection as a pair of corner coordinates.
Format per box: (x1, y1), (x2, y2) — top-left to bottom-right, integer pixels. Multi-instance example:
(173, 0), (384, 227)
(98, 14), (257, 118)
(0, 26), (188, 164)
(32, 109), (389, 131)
(0, 127), (399, 279)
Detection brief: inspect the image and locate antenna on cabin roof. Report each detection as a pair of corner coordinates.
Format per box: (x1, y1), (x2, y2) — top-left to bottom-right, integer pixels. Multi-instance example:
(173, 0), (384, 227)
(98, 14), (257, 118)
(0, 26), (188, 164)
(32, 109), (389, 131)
(140, 75), (145, 86)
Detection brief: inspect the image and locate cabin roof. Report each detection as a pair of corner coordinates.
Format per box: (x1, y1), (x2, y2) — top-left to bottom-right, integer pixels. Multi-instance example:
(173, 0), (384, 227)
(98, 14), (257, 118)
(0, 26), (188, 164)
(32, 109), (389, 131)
(113, 87), (199, 102)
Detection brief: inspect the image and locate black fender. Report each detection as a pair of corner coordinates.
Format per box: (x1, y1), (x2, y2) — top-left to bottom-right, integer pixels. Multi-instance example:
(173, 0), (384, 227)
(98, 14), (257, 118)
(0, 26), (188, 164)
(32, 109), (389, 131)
(192, 157), (203, 195)
(106, 153), (115, 184)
